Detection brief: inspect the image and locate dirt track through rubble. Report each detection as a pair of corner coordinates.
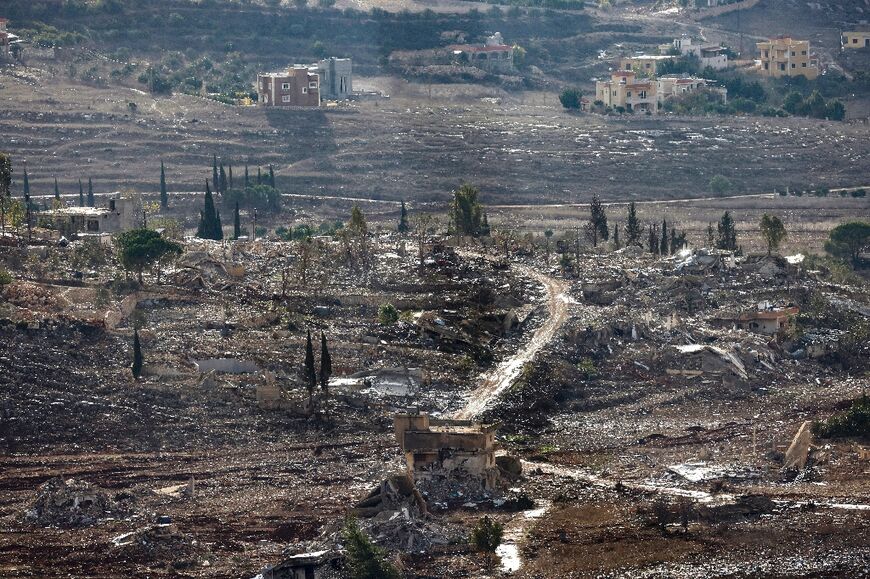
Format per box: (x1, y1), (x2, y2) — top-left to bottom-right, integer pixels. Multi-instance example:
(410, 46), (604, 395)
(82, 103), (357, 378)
(454, 265), (569, 420)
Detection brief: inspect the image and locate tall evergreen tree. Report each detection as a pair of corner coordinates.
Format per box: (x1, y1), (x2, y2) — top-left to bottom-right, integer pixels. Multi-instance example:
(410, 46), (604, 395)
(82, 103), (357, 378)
(625, 202), (643, 247)
(159, 160), (168, 208)
(613, 223), (620, 249)
(212, 154), (219, 192)
(588, 193), (608, 246)
(648, 222), (659, 254)
(87, 178), (94, 207)
(196, 180), (223, 240)
(233, 201), (241, 239)
(218, 163), (228, 194)
(706, 223), (715, 247)
(268, 164), (276, 189)
(660, 218), (668, 255)
(78, 179), (84, 207)
(716, 211), (738, 250)
(304, 329), (317, 409)
(244, 164), (250, 188)
(228, 165), (234, 189)
(398, 200), (409, 233)
(256, 167), (262, 185)
(54, 177), (60, 200)
(132, 330), (143, 379)
(480, 212), (490, 236)
(22, 166), (29, 197)
(319, 331), (331, 395)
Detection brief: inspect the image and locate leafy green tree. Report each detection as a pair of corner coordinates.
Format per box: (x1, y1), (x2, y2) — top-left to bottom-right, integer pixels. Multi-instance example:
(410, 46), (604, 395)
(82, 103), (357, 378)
(304, 329), (317, 409)
(716, 211), (737, 251)
(470, 516), (504, 571)
(319, 331), (331, 395)
(132, 329), (143, 379)
(826, 100), (846, 121)
(451, 184), (484, 237)
(87, 177), (94, 207)
(54, 177), (60, 200)
(559, 88), (582, 109)
(159, 160), (168, 208)
(825, 221), (870, 267)
(233, 201), (241, 239)
(398, 200), (409, 233)
(783, 91), (803, 114)
(196, 181), (223, 240)
(587, 193), (608, 246)
(759, 214), (787, 255)
(378, 303), (399, 325)
(115, 228), (182, 283)
(709, 174), (732, 196)
(341, 518), (400, 579)
(625, 201), (643, 247)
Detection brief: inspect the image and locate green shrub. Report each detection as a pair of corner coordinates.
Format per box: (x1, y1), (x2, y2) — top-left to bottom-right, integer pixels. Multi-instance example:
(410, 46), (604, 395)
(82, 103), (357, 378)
(815, 395), (870, 439)
(0, 269), (12, 285)
(377, 303), (399, 325)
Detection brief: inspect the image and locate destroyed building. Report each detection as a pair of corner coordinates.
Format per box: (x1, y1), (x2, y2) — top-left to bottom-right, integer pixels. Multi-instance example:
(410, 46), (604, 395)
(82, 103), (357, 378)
(394, 411), (500, 491)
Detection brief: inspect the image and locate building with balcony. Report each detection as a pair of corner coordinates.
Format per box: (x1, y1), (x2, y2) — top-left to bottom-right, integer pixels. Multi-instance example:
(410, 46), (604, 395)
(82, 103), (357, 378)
(756, 37), (819, 79)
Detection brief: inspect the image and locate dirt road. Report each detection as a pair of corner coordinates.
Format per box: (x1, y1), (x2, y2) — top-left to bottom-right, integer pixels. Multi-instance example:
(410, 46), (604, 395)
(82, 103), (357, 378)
(454, 264), (570, 420)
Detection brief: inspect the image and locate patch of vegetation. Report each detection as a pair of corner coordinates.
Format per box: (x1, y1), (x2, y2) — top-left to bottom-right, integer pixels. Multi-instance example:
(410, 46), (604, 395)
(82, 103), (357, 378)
(815, 395), (870, 440)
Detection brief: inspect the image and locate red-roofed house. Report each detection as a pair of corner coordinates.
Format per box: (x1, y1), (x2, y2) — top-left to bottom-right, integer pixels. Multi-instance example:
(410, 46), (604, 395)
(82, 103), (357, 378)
(449, 32), (514, 73)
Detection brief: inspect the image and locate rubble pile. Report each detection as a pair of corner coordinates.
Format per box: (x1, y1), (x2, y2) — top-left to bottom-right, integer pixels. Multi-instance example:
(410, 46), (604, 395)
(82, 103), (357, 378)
(112, 523), (210, 568)
(24, 477), (131, 527)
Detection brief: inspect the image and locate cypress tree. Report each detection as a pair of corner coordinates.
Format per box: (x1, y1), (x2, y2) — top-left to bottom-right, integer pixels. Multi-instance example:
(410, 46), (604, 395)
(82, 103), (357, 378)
(159, 160), (168, 208)
(319, 331), (331, 395)
(268, 164), (275, 189)
(660, 218), (668, 256)
(244, 164), (249, 188)
(132, 330), (143, 379)
(625, 201), (643, 247)
(588, 193), (608, 246)
(398, 200), (409, 233)
(669, 227), (677, 255)
(196, 180), (223, 240)
(716, 211), (737, 250)
(648, 223), (658, 254)
(78, 179), (84, 207)
(219, 163), (227, 194)
(304, 329), (317, 409)
(87, 178), (95, 207)
(212, 154), (219, 192)
(256, 167), (262, 185)
(54, 177), (60, 200)
(233, 201), (241, 239)
(613, 223), (620, 249)
(23, 166), (30, 197)
(228, 165), (234, 189)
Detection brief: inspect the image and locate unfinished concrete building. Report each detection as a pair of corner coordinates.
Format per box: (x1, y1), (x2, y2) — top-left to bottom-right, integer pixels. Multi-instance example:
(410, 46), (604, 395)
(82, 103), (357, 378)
(310, 57), (352, 100)
(394, 411), (499, 490)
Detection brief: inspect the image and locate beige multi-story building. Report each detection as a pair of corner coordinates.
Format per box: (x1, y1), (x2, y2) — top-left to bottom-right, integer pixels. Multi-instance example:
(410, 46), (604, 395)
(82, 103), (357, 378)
(756, 37), (819, 80)
(618, 54), (676, 77)
(843, 29), (870, 49)
(591, 71), (724, 114)
(257, 66), (320, 107)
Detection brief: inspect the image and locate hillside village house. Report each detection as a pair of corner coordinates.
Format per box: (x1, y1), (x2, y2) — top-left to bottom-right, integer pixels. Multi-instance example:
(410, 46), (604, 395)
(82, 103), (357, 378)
(843, 28), (870, 49)
(591, 70), (725, 114)
(0, 17), (23, 58)
(619, 54), (676, 77)
(310, 57), (352, 100)
(756, 37), (819, 80)
(47, 198), (135, 236)
(257, 66), (320, 107)
(448, 32), (514, 73)
(659, 36), (729, 70)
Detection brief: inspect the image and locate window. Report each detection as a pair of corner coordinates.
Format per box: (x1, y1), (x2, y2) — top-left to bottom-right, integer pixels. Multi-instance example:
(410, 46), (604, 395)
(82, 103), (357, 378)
(309, 81), (318, 89)
(282, 95), (291, 103)
(779, 63), (786, 71)
(638, 90), (646, 99)
(791, 63), (796, 68)
(86, 219), (100, 232)
(282, 83), (290, 90)
(791, 51), (795, 56)
(802, 62), (807, 67)
(764, 62), (769, 70)
(302, 87), (308, 94)
(626, 91), (632, 97)
(802, 50), (807, 55)
(853, 38), (858, 44)
(763, 50), (769, 58)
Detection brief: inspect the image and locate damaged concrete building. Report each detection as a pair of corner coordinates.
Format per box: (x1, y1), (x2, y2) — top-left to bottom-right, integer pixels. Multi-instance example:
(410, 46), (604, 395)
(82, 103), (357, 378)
(394, 411), (500, 491)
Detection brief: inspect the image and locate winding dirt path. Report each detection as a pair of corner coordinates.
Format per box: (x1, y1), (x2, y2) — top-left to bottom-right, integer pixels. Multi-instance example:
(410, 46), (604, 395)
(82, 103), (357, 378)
(454, 264), (570, 420)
